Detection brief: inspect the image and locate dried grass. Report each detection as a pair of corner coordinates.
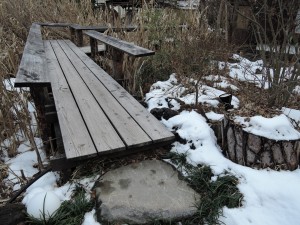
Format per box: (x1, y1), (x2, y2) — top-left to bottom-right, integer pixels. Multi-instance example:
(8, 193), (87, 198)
(0, 0), (231, 158)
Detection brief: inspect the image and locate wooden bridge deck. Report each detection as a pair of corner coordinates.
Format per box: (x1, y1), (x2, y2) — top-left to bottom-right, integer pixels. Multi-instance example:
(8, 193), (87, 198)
(15, 23), (174, 164)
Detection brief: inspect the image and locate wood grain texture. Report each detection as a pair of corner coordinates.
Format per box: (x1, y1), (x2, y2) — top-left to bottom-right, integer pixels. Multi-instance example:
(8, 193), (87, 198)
(15, 23), (50, 87)
(50, 40), (126, 155)
(83, 30), (155, 57)
(58, 40), (152, 148)
(44, 40), (98, 159)
(64, 40), (174, 144)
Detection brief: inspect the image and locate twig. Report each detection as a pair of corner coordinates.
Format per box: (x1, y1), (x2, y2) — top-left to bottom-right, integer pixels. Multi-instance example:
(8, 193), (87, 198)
(7, 167), (52, 204)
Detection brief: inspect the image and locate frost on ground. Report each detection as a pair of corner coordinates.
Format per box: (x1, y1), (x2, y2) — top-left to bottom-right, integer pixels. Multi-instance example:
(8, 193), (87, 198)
(146, 71), (300, 225)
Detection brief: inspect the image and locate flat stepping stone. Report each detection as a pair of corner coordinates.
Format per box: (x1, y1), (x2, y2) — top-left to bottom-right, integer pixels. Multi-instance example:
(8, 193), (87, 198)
(94, 160), (200, 224)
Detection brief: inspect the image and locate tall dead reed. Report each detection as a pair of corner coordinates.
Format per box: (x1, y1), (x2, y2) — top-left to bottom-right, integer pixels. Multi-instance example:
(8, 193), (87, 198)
(0, 0), (231, 161)
(0, 0), (107, 160)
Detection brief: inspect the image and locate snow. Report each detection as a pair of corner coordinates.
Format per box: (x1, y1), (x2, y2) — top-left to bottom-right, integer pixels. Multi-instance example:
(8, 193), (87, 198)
(205, 75), (239, 91)
(4, 139), (47, 190)
(206, 111), (224, 121)
(294, 85), (300, 94)
(162, 110), (300, 225)
(26, 191), (61, 219)
(2, 53), (299, 225)
(234, 114), (300, 141)
(82, 209), (101, 225)
(282, 107), (300, 124)
(146, 74), (240, 111)
(3, 78), (16, 91)
(145, 72), (300, 225)
(1, 77), (99, 225)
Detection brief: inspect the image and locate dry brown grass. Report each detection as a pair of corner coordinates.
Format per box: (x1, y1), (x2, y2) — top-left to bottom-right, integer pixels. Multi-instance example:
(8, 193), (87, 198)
(0, 0), (109, 158)
(0, 0), (230, 158)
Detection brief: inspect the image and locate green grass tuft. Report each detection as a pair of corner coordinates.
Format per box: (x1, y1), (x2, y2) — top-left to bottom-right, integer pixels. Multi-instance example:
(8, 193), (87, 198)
(27, 187), (94, 225)
(169, 152), (243, 225)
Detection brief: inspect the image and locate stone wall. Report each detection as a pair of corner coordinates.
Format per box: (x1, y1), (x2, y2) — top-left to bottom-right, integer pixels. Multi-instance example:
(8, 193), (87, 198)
(211, 117), (300, 170)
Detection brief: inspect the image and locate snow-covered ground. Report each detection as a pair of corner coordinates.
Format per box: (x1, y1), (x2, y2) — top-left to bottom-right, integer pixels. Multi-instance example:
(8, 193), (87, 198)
(2, 54), (300, 225)
(146, 72), (300, 225)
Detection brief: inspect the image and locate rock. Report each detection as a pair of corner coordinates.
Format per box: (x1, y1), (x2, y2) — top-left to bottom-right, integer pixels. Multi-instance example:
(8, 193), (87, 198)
(283, 142), (298, 169)
(246, 147), (256, 165)
(95, 160), (200, 224)
(150, 107), (179, 120)
(272, 144), (284, 164)
(261, 151), (272, 167)
(227, 127), (236, 160)
(248, 134), (261, 154)
(220, 117), (300, 170)
(235, 127), (245, 165)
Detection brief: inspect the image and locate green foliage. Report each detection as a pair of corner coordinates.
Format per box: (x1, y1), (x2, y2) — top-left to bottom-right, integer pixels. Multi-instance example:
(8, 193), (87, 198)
(27, 187), (94, 225)
(169, 152), (243, 225)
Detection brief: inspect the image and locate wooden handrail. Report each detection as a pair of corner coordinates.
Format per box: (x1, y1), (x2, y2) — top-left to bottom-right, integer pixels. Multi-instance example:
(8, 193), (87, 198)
(84, 30), (154, 57)
(84, 30), (154, 81)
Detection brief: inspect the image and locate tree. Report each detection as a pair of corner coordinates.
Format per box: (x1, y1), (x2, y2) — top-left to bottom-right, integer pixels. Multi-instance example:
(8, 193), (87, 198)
(235, 0), (300, 106)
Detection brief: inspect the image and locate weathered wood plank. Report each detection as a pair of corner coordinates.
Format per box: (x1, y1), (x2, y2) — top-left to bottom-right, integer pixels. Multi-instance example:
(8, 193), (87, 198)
(69, 24), (136, 32)
(64, 40), (175, 143)
(50, 40), (126, 155)
(38, 22), (72, 27)
(44, 41), (98, 159)
(83, 30), (155, 57)
(15, 23), (50, 87)
(58, 40), (153, 148)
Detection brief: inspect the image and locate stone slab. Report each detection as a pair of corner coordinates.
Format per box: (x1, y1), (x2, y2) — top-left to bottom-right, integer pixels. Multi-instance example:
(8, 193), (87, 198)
(94, 160), (200, 224)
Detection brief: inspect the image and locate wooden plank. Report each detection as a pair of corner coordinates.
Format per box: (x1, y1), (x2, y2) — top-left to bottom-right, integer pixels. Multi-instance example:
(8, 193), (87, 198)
(38, 22), (72, 27)
(49, 40), (126, 155)
(69, 24), (136, 32)
(84, 30), (155, 57)
(79, 44), (106, 54)
(57, 40), (153, 148)
(44, 41), (98, 159)
(15, 23), (50, 87)
(63, 40), (175, 143)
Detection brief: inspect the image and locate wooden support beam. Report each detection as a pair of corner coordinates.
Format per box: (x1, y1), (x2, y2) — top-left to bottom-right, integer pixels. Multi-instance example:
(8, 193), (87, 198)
(76, 30), (84, 47)
(45, 104), (56, 113)
(50, 154), (79, 171)
(70, 27), (76, 43)
(90, 37), (99, 59)
(110, 47), (124, 81)
(45, 111), (58, 123)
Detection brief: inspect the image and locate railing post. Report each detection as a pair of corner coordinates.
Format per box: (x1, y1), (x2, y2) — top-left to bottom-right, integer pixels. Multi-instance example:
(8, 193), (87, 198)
(110, 48), (124, 84)
(90, 37), (98, 59)
(76, 30), (83, 47)
(70, 27), (75, 43)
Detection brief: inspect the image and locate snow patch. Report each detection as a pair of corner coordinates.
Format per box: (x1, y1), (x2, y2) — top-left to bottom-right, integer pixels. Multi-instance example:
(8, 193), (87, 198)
(234, 114), (300, 141)
(82, 209), (101, 225)
(26, 191), (61, 219)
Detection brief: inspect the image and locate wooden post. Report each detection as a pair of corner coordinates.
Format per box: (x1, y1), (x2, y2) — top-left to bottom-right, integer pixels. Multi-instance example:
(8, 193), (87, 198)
(76, 30), (83, 47)
(110, 47), (124, 84)
(90, 37), (98, 59)
(70, 27), (75, 43)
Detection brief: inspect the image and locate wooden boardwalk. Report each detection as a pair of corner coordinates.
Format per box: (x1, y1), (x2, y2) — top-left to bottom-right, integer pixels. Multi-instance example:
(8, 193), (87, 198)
(15, 23), (174, 165)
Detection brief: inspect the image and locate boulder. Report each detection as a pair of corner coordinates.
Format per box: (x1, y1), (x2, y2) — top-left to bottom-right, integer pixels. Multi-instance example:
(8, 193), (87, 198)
(94, 160), (199, 224)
